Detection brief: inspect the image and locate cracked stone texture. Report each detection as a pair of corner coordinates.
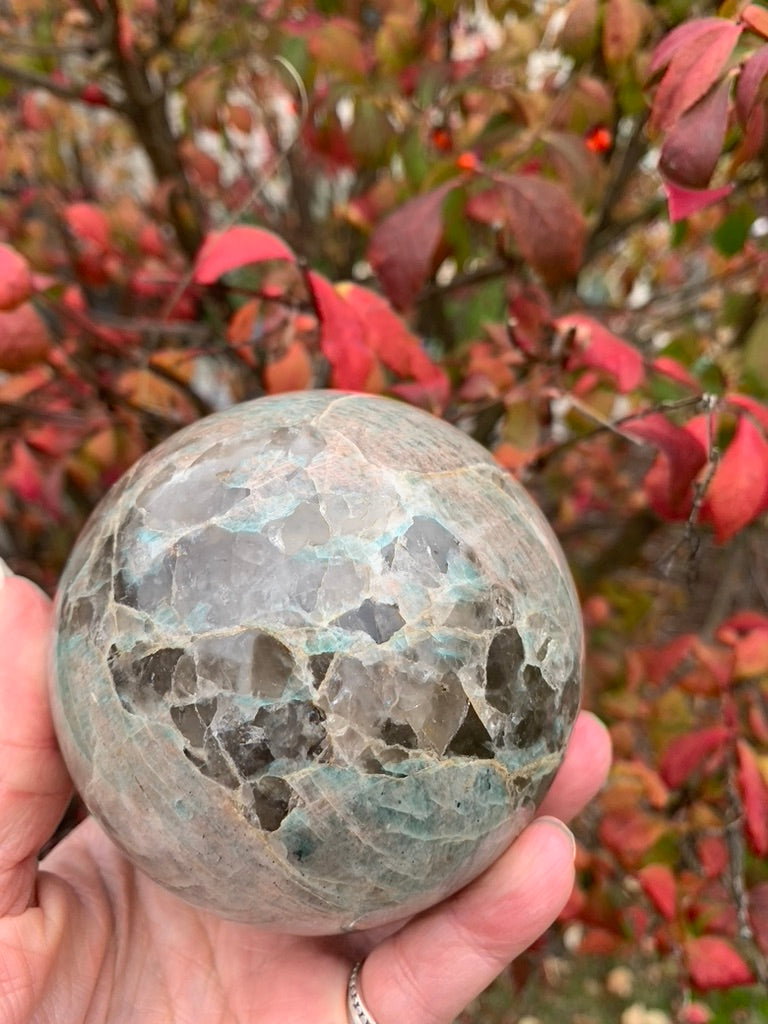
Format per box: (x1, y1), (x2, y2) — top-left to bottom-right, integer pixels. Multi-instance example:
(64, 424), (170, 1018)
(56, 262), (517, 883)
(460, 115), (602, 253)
(51, 390), (583, 935)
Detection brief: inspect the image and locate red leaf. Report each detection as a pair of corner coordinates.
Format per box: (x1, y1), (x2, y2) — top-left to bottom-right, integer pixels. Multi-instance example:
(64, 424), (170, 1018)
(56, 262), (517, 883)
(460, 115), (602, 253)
(306, 271), (373, 390)
(696, 835), (729, 879)
(0, 302), (51, 372)
(368, 181), (458, 310)
(637, 633), (696, 685)
(557, 313), (644, 391)
(649, 17), (732, 76)
(701, 414), (768, 542)
(736, 739), (768, 856)
(637, 863), (677, 920)
(659, 726), (731, 788)
(3, 439), (61, 514)
(685, 936), (754, 990)
(0, 244), (33, 311)
(736, 45), (768, 124)
(578, 927), (623, 955)
(649, 20), (742, 134)
(471, 175), (585, 284)
(651, 355), (701, 391)
(742, 4), (768, 40)
(659, 79), (730, 189)
(663, 179), (734, 222)
(336, 282), (450, 408)
(508, 282), (552, 355)
(727, 391), (768, 432)
(623, 413), (708, 507)
(718, 610), (768, 634)
(193, 227), (296, 284)
(64, 202), (111, 254)
(597, 809), (666, 867)
(679, 1003), (714, 1024)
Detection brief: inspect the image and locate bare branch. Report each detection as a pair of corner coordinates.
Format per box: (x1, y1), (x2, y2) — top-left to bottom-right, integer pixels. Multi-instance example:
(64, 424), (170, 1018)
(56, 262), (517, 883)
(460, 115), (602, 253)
(0, 58), (126, 111)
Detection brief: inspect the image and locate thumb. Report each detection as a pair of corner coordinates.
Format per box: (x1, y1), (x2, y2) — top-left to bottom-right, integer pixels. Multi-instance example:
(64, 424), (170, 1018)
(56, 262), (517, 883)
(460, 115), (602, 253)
(0, 568), (72, 916)
(362, 816), (577, 1024)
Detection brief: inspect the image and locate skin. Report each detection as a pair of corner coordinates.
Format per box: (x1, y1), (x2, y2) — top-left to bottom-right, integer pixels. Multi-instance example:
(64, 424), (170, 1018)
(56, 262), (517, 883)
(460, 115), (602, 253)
(0, 573), (611, 1024)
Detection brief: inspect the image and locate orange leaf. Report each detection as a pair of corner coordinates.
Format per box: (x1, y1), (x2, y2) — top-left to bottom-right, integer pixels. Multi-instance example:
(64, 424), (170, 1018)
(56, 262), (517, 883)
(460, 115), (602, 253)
(0, 244), (33, 310)
(116, 369), (198, 423)
(684, 936), (754, 990)
(226, 299), (260, 367)
(736, 739), (768, 856)
(731, 627), (768, 678)
(0, 302), (51, 372)
(702, 414), (768, 542)
(263, 341), (312, 395)
(193, 226), (296, 284)
(557, 313), (644, 392)
(742, 4), (768, 40)
(637, 863), (677, 920)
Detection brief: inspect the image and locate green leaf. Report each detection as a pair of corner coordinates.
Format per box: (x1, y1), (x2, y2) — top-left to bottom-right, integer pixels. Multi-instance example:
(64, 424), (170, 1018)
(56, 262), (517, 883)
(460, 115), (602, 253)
(712, 204), (755, 257)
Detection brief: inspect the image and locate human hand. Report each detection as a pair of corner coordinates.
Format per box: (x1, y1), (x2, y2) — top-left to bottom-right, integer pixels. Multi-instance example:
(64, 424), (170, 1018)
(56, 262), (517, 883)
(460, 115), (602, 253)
(0, 569), (611, 1024)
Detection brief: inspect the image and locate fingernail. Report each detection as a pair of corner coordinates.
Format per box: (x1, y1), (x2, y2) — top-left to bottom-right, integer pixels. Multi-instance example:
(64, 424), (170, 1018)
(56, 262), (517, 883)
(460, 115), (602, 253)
(538, 816), (576, 860)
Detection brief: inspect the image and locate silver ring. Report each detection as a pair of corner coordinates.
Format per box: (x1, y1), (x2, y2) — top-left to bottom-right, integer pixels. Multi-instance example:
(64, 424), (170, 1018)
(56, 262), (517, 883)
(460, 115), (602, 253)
(347, 960), (380, 1024)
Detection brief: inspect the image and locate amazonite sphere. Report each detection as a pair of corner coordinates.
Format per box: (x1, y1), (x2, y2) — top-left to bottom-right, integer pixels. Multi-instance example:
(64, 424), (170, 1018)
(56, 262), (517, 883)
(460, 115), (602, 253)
(52, 390), (582, 934)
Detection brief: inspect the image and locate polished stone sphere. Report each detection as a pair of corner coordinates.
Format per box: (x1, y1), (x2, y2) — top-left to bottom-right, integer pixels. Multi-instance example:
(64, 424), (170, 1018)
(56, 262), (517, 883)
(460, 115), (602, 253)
(51, 390), (582, 934)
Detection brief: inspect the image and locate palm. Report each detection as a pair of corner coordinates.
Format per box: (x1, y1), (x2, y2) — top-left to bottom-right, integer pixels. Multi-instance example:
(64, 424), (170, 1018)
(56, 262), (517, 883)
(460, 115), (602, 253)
(27, 820), (352, 1023)
(0, 575), (611, 1024)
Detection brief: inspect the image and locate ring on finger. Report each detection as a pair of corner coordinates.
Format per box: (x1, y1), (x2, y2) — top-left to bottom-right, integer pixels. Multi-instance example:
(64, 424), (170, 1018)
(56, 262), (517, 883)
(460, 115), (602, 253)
(347, 960), (380, 1024)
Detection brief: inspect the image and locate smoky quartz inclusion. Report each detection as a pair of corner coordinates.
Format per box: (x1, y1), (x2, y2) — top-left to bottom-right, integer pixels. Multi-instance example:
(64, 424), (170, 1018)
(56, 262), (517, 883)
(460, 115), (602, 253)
(51, 390), (582, 934)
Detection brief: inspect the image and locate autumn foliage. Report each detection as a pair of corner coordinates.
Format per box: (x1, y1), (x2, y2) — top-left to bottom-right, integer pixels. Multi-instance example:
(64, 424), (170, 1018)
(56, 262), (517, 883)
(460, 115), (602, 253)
(1, 0), (768, 1016)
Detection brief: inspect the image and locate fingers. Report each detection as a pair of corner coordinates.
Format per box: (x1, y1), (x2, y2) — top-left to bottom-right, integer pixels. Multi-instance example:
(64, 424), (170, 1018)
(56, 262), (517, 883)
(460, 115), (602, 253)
(363, 817), (576, 1024)
(357, 711), (611, 1024)
(0, 573), (72, 916)
(536, 709), (612, 822)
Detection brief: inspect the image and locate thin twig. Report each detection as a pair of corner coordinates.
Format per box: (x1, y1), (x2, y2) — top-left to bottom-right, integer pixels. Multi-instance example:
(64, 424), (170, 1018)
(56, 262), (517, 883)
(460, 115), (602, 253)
(0, 58), (127, 111)
(530, 393), (708, 470)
